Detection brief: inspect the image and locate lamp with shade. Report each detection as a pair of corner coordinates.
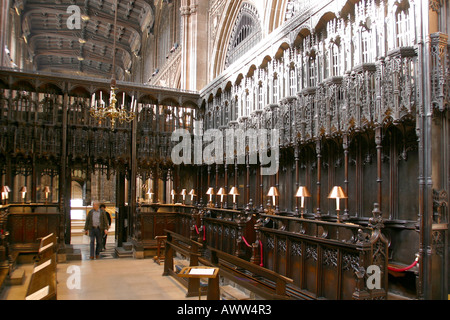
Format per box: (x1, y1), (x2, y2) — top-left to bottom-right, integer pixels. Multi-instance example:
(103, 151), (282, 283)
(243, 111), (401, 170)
(170, 189), (176, 204)
(1, 186), (10, 204)
(328, 186), (348, 223)
(228, 187), (240, 210)
(180, 189), (187, 204)
(43, 186), (51, 203)
(206, 188), (214, 207)
(147, 189), (154, 203)
(188, 189), (196, 204)
(267, 187), (279, 207)
(295, 186), (311, 218)
(217, 188), (226, 208)
(19, 186), (27, 203)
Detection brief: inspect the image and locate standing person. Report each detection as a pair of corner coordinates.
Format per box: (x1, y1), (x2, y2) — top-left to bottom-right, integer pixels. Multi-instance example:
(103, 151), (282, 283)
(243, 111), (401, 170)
(100, 203), (112, 250)
(84, 201), (109, 259)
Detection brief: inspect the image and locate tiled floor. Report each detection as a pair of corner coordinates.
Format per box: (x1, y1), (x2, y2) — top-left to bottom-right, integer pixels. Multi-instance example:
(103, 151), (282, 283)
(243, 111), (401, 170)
(1, 243), (198, 300)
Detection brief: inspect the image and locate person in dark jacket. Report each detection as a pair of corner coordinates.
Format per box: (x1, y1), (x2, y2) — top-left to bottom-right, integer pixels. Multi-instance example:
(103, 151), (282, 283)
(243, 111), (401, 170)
(100, 203), (112, 250)
(84, 201), (109, 259)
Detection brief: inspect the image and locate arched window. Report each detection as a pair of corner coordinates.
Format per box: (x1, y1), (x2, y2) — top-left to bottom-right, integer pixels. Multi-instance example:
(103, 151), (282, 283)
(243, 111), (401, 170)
(273, 75), (279, 103)
(331, 43), (340, 77)
(395, 6), (411, 47)
(258, 84), (264, 110)
(361, 29), (371, 63)
(308, 51), (317, 87)
(225, 3), (262, 67)
(289, 68), (297, 96)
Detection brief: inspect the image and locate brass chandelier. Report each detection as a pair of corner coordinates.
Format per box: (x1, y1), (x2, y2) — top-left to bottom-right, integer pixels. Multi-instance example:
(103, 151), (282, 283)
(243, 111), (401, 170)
(89, 0), (136, 129)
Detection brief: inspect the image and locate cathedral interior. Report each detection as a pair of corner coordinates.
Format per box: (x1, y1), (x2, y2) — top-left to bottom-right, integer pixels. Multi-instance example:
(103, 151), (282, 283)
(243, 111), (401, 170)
(0, 0), (448, 301)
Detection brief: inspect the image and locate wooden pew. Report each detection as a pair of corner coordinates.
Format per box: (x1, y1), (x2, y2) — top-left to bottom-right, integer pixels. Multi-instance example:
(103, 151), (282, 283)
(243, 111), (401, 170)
(25, 234), (57, 300)
(162, 230), (205, 297)
(204, 247), (294, 300)
(35, 233), (57, 261)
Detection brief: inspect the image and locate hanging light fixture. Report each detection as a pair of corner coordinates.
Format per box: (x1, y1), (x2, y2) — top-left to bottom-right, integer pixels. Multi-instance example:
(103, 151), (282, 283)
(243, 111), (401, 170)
(89, 0), (136, 130)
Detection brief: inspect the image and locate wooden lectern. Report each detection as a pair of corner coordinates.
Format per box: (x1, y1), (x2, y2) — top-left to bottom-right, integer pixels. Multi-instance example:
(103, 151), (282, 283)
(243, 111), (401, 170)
(178, 266), (220, 300)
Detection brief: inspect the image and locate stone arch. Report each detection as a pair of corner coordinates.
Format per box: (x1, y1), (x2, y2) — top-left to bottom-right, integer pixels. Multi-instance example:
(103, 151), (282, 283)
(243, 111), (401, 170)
(225, 2), (262, 68)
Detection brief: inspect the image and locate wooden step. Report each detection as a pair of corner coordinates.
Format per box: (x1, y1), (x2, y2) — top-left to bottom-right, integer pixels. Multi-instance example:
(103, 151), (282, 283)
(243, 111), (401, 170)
(66, 249), (82, 261)
(115, 246), (133, 258)
(6, 268), (25, 286)
(220, 285), (251, 300)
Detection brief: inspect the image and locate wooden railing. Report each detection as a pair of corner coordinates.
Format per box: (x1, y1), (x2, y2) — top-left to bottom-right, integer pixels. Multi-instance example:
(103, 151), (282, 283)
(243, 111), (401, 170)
(6, 205), (61, 254)
(255, 203), (389, 300)
(132, 204), (188, 256)
(201, 205), (257, 261)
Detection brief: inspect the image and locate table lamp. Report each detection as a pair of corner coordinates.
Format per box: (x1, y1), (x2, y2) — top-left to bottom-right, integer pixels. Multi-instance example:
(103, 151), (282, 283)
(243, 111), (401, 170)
(180, 189), (187, 204)
(228, 187), (240, 209)
(328, 186), (347, 223)
(206, 188), (214, 207)
(295, 186), (311, 218)
(217, 188), (226, 208)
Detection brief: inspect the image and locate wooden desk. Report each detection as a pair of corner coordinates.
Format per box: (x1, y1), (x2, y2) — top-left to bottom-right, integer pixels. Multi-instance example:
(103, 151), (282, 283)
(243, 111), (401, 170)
(178, 266), (219, 300)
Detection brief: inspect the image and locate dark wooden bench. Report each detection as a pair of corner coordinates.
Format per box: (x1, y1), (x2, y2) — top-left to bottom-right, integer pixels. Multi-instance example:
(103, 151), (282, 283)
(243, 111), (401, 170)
(25, 234), (57, 300)
(35, 233), (57, 261)
(204, 246), (294, 300)
(163, 230), (206, 297)
(153, 235), (167, 265)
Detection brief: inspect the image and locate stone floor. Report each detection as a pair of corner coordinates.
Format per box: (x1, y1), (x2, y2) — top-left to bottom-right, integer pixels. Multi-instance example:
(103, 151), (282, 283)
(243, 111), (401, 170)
(0, 243), (198, 300)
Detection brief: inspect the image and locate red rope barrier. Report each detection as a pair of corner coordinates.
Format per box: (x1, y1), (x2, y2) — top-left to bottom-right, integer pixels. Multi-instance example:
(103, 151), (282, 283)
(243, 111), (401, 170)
(242, 236), (252, 248)
(242, 236), (263, 267)
(259, 240), (263, 267)
(195, 225), (199, 234)
(388, 258), (418, 272)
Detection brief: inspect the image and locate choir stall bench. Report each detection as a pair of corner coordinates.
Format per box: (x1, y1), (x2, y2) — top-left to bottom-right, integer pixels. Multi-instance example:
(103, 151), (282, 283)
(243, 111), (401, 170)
(25, 233), (57, 300)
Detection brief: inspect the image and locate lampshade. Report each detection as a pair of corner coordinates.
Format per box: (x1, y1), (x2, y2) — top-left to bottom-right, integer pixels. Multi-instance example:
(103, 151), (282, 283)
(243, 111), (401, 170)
(217, 188), (226, 196)
(1, 186), (10, 193)
(228, 187), (240, 196)
(295, 186), (311, 198)
(147, 188), (154, 195)
(20, 186), (27, 193)
(171, 189), (176, 195)
(180, 189), (187, 196)
(328, 186), (347, 199)
(43, 186), (51, 193)
(267, 187), (279, 197)
(188, 189), (196, 196)
(206, 188), (215, 195)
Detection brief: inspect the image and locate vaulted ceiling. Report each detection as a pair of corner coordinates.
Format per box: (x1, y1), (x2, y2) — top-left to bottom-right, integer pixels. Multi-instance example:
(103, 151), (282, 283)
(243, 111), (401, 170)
(17, 0), (155, 79)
